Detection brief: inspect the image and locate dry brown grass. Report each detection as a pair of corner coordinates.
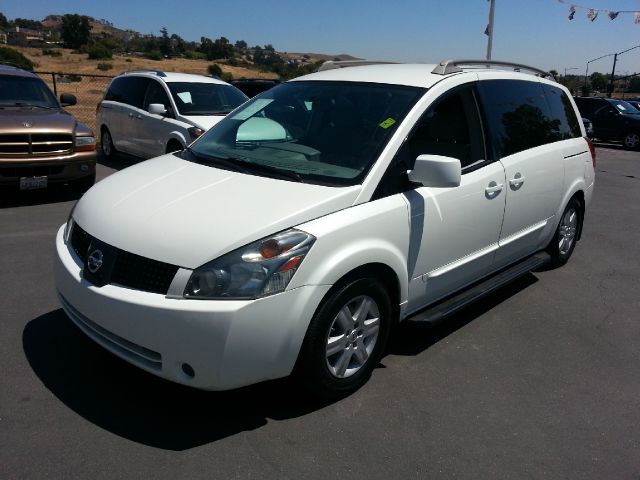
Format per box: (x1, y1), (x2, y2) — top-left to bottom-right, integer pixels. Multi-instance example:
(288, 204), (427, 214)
(14, 46), (277, 134)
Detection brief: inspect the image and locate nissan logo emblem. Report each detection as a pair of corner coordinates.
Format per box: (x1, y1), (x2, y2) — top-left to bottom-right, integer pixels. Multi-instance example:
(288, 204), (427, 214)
(87, 249), (104, 273)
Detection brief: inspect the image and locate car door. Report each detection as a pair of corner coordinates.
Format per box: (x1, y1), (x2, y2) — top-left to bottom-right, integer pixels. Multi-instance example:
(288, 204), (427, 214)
(138, 79), (178, 158)
(477, 79), (564, 268)
(116, 76), (151, 156)
(394, 85), (507, 311)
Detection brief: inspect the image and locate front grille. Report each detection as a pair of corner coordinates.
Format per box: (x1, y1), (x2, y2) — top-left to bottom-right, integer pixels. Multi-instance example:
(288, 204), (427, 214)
(0, 133), (73, 157)
(69, 223), (179, 295)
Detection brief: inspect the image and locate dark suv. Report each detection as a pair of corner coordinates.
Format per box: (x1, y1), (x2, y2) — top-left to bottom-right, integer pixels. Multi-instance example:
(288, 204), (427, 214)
(0, 64), (96, 192)
(574, 96), (640, 149)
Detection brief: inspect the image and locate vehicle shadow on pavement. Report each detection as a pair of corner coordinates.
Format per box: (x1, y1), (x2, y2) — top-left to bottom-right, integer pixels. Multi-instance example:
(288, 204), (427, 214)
(22, 310), (334, 451)
(388, 274), (538, 356)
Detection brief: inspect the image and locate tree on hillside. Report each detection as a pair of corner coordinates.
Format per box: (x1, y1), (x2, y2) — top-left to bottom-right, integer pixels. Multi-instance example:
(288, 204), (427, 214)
(0, 12), (10, 30)
(159, 27), (171, 56)
(590, 72), (608, 92)
(199, 36), (234, 60)
(61, 14), (92, 49)
(13, 18), (43, 30)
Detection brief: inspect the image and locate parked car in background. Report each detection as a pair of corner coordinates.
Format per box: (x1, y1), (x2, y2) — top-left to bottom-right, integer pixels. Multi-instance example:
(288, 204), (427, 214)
(0, 64), (96, 193)
(582, 117), (594, 138)
(231, 78), (280, 98)
(626, 99), (640, 111)
(574, 96), (640, 149)
(97, 70), (248, 159)
(56, 60), (594, 398)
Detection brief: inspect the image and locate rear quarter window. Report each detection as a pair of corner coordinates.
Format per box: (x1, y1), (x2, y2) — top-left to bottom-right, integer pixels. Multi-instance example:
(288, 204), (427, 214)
(543, 84), (582, 139)
(478, 79), (564, 158)
(104, 77), (150, 108)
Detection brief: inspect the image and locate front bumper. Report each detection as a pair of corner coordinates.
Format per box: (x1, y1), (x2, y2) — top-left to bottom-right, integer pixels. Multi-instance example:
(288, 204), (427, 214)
(54, 225), (330, 390)
(0, 151), (96, 188)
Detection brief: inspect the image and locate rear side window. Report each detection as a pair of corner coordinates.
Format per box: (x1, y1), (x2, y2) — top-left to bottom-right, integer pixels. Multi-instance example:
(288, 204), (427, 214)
(542, 84), (582, 139)
(104, 77), (150, 108)
(478, 79), (563, 158)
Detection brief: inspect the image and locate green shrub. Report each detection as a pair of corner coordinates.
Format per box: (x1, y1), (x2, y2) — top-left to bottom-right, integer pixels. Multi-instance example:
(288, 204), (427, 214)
(144, 50), (163, 61)
(207, 63), (222, 77)
(97, 62), (113, 71)
(88, 44), (112, 60)
(125, 58), (132, 63)
(42, 49), (63, 57)
(221, 72), (233, 82)
(184, 50), (206, 60)
(0, 46), (34, 70)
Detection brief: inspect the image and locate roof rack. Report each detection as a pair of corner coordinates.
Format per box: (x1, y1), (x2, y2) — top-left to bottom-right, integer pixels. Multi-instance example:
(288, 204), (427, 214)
(432, 59), (551, 78)
(318, 60), (398, 72)
(121, 70), (167, 77)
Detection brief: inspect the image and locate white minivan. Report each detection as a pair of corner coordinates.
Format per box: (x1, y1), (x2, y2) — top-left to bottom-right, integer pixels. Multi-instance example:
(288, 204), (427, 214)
(96, 70), (248, 159)
(56, 60), (595, 397)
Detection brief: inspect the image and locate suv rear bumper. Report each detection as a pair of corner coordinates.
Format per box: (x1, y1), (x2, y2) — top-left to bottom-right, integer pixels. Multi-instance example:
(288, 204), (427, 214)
(0, 151), (96, 188)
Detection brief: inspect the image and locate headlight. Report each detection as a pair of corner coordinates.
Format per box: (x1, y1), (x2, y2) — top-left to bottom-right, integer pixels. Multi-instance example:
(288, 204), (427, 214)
(188, 127), (205, 142)
(63, 201), (78, 243)
(184, 229), (315, 299)
(74, 136), (96, 152)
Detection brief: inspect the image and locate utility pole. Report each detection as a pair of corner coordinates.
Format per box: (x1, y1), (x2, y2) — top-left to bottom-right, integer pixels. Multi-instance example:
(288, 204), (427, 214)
(608, 53), (618, 97)
(486, 0), (496, 61)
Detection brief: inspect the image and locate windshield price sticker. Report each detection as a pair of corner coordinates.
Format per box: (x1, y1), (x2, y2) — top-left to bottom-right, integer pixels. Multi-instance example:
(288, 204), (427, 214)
(379, 118), (396, 129)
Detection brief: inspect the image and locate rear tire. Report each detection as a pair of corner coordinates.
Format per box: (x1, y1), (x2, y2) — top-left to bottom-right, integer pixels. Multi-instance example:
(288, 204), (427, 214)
(166, 140), (183, 154)
(547, 197), (582, 267)
(295, 277), (391, 399)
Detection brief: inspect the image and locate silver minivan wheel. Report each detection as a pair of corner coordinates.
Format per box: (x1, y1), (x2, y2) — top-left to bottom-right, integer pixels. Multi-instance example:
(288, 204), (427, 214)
(558, 206), (578, 256)
(101, 129), (114, 157)
(325, 295), (380, 378)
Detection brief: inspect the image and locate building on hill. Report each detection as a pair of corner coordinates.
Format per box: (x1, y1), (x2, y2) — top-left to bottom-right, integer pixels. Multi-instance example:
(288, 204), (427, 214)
(8, 27), (44, 46)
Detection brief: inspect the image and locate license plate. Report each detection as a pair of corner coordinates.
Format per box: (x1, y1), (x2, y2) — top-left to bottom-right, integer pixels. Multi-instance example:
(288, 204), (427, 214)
(19, 176), (48, 190)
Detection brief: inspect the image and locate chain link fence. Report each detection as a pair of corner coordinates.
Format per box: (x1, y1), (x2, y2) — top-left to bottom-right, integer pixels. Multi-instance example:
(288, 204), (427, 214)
(36, 71), (114, 135)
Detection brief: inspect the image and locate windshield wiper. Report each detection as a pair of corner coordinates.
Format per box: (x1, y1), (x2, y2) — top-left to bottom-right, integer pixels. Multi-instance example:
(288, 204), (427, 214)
(229, 159), (305, 183)
(185, 148), (252, 174)
(11, 103), (55, 110)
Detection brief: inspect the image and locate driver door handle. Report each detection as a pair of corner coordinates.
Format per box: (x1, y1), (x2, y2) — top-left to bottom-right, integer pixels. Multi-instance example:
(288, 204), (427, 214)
(485, 181), (503, 198)
(509, 173), (525, 189)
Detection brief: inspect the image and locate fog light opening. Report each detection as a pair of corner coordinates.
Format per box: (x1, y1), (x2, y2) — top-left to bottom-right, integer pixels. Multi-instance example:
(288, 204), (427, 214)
(181, 363), (195, 379)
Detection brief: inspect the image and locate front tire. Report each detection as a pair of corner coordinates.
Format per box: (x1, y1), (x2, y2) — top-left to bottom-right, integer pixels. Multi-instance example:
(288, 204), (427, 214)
(101, 127), (116, 158)
(295, 278), (392, 399)
(547, 197), (582, 267)
(623, 132), (640, 150)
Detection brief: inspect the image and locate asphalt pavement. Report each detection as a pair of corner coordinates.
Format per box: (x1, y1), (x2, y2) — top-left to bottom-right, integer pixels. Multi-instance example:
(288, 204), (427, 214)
(1, 146), (639, 479)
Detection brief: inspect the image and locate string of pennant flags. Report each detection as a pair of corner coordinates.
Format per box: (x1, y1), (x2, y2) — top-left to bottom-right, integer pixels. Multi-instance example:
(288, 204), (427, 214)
(558, 0), (640, 24)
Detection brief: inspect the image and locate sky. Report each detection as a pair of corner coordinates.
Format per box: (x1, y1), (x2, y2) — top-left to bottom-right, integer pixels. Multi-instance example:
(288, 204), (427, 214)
(2, 0), (639, 75)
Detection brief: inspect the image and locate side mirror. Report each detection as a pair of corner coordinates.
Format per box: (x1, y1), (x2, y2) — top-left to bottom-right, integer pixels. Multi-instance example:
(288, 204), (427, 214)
(148, 103), (167, 115)
(59, 93), (77, 106)
(408, 154), (461, 188)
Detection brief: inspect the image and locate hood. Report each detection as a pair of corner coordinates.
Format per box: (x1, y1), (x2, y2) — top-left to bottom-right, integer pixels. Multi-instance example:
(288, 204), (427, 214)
(181, 115), (224, 131)
(0, 108), (78, 133)
(74, 154), (360, 268)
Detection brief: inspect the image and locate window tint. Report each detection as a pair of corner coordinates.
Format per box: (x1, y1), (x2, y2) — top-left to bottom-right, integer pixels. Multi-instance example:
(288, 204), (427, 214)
(374, 86), (484, 199)
(478, 80), (563, 158)
(104, 77), (149, 108)
(542, 84), (581, 139)
(143, 80), (171, 110)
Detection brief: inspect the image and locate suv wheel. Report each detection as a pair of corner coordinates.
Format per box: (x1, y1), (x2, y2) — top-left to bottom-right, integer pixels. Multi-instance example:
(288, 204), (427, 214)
(101, 127), (116, 158)
(623, 132), (640, 150)
(295, 278), (391, 398)
(166, 140), (183, 153)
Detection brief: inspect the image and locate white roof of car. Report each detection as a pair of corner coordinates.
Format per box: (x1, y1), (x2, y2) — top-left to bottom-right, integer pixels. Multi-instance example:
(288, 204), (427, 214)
(293, 62), (555, 89)
(123, 71), (229, 85)
(294, 63), (446, 88)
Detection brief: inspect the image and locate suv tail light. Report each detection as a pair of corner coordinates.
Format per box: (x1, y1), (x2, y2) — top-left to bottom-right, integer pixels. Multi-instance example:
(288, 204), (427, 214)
(585, 136), (596, 168)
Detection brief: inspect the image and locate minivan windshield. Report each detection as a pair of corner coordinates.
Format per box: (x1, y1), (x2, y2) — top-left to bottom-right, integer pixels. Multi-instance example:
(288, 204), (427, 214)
(167, 82), (248, 116)
(188, 81), (425, 186)
(0, 76), (59, 109)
